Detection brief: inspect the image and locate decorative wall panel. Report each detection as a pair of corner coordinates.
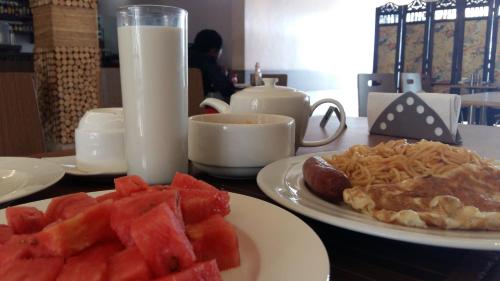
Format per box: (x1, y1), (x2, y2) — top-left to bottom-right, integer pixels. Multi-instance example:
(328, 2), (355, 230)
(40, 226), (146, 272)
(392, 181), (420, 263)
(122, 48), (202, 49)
(495, 26), (500, 82)
(462, 19), (487, 80)
(404, 24), (425, 73)
(432, 22), (455, 82)
(377, 26), (398, 73)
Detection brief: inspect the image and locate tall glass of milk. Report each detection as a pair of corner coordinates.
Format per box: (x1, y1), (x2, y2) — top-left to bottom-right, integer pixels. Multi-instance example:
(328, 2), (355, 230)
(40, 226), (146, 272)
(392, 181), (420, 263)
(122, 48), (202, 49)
(117, 5), (188, 184)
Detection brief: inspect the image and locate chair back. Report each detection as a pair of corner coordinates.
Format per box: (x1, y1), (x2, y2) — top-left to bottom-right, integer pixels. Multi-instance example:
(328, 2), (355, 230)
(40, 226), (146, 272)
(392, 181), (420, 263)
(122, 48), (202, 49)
(188, 68), (205, 116)
(357, 73), (396, 117)
(421, 74), (433, 92)
(250, 73), (288, 86)
(100, 67), (122, 107)
(0, 72), (45, 156)
(401, 72), (423, 93)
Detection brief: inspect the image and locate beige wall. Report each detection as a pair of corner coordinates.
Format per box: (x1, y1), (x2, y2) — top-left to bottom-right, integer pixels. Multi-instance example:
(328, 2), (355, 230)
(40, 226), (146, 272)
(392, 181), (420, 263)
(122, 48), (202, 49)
(243, 0), (408, 90)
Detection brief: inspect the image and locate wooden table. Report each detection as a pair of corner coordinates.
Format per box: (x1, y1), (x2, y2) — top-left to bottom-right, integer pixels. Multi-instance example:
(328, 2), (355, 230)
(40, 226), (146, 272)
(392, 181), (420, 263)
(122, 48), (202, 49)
(7, 117), (500, 281)
(460, 91), (500, 125)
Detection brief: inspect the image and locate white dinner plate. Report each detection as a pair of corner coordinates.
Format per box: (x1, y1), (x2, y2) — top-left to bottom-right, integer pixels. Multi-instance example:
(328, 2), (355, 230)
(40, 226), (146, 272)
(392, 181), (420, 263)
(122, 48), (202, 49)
(0, 157), (65, 204)
(0, 191), (330, 281)
(42, 156), (126, 176)
(257, 152), (500, 251)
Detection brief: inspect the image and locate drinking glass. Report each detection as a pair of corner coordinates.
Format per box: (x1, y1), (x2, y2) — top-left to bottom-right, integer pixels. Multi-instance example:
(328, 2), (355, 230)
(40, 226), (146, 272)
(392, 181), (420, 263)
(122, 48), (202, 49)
(117, 5), (188, 184)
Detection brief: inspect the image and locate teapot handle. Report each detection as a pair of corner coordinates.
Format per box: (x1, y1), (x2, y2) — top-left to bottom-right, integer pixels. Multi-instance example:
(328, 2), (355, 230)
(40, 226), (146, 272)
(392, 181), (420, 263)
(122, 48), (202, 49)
(300, 98), (346, 147)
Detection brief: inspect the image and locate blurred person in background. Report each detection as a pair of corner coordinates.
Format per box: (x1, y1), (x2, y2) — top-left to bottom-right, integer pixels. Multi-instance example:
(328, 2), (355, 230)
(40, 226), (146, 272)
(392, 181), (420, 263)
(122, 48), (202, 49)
(188, 29), (237, 102)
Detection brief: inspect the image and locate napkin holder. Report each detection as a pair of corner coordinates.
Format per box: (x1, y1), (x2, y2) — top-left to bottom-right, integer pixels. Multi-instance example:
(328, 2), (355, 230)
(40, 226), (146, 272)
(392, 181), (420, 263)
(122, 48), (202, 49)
(368, 91), (462, 144)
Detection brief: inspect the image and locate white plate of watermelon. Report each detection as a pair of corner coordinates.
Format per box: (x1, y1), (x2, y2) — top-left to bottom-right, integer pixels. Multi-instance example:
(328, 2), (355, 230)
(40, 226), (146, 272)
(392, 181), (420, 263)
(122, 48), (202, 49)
(0, 174), (329, 281)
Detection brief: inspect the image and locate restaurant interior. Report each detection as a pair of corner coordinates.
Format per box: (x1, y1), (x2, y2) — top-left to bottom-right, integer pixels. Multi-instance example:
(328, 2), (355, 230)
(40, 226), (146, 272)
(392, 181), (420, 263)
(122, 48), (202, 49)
(0, 0), (499, 280)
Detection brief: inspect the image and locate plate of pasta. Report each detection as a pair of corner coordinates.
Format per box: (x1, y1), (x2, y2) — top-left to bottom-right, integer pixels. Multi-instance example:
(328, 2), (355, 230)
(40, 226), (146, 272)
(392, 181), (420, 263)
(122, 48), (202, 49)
(256, 140), (500, 250)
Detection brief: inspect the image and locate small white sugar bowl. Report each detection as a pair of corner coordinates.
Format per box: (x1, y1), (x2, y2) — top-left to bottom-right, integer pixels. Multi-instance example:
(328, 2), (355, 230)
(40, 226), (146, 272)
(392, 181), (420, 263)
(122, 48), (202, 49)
(75, 108), (127, 173)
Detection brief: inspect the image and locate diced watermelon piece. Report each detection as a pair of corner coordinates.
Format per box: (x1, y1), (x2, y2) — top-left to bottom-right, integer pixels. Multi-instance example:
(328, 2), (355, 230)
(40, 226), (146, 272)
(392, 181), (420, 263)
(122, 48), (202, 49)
(114, 175), (149, 196)
(110, 189), (183, 246)
(0, 224), (13, 244)
(95, 191), (122, 203)
(45, 192), (97, 223)
(153, 260), (222, 281)
(108, 246), (152, 281)
(171, 172), (219, 192)
(0, 234), (52, 266)
(37, 200), (115, 257)
(131, 203), (196, 277)
(186, 215), (240, 270)
(171, 188), (230, 224)
(0, 257), (64, 281)
(57, 240), (123, 281)
(6, 206), (47, 234)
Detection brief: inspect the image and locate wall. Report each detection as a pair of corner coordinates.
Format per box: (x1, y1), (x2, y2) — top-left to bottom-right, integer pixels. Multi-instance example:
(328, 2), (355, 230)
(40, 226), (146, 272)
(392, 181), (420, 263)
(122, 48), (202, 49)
(244, 0), (409, 91)
(98, 0), (243, 67)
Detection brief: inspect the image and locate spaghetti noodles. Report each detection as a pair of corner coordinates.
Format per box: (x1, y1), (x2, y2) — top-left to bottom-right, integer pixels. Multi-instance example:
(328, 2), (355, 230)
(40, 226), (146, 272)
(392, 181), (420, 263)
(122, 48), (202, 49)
(324, 139), (492, 188)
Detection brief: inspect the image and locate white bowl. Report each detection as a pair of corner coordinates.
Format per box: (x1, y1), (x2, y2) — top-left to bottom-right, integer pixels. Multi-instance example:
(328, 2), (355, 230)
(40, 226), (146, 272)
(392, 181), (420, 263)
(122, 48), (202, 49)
(188, 113), (295, 178)
(75, 108), (127, 173)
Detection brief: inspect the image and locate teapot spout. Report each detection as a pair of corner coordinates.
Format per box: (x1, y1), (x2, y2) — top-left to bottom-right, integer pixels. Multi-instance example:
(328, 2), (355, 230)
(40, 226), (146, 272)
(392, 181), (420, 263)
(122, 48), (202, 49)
(200, 98), (231, 113)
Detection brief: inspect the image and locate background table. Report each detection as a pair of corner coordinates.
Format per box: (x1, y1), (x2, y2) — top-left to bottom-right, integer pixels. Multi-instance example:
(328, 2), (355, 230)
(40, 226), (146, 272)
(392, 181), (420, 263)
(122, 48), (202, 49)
(8, 117), (500, 281)
(461, 92), (500, 125)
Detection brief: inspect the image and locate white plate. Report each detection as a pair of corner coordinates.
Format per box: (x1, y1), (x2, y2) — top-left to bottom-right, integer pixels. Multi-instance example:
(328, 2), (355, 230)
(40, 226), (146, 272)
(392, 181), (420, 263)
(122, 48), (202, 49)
(0, 157), (65, 204)
(43, 156), (126, 176)
(0, 191), (330, 281)
(192, 161), (261, 179)
(257, 152), (500, 251)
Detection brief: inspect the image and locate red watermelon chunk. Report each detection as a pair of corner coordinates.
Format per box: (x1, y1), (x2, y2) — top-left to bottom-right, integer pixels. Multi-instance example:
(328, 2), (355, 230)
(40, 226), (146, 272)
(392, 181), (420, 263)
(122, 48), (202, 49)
(171, 188), (230, 224)
(0, 234), (52, 266)
(6, 206), (47, 234)
(186, 215), (240, 270)
(110, 189), (182, 246)
(0, 224), (13, 244)
(37, 200), (115, 257)
(171, 172), (219, 192)
(0, 257), (64, 281)
(95, 191), (122, 203)
(131, 203), (196, 277)
(45, 192), (97, 223)
(108, 246), (152, 281)
(153, 260), (222, 281)
(57, 240), (123, 281)
(114, 175), (149, 196)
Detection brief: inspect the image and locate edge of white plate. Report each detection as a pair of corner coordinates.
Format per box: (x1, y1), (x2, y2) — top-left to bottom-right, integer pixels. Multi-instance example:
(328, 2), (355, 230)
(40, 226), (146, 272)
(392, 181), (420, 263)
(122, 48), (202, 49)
(0, 157), (65, 204)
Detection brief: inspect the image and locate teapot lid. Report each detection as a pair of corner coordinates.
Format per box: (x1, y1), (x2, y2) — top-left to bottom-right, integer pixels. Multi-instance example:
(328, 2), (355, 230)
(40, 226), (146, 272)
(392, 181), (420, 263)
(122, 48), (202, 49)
(235, 77), (305, 98)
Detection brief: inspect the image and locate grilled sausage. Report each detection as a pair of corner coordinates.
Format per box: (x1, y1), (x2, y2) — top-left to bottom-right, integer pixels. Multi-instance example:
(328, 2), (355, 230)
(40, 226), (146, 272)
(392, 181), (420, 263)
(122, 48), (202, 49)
(302, 156), (351, 203)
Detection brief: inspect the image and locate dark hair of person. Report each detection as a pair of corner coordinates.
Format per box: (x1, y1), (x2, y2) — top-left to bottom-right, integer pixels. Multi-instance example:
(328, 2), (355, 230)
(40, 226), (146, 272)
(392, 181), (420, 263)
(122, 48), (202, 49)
(192, 29), (223, 53)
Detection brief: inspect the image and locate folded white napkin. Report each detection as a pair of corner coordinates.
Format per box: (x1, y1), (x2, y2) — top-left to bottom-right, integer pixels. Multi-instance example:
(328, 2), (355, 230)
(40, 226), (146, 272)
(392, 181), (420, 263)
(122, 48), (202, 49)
(367, 92), (461, 143)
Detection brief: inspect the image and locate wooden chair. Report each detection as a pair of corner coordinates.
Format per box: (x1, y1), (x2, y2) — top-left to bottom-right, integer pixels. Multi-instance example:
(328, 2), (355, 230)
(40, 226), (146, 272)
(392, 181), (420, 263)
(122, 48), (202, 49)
(188, 68), (206, 116)
(357, 73), (397, 117)
(100, 67), (122, 107)
(0, 72), (45, 156)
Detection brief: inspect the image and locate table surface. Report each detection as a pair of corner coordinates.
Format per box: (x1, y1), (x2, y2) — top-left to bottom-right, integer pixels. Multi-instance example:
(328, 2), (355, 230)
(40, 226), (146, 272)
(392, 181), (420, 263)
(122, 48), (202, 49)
(461, 91), (500, 108)
(7, 117), (500, 281)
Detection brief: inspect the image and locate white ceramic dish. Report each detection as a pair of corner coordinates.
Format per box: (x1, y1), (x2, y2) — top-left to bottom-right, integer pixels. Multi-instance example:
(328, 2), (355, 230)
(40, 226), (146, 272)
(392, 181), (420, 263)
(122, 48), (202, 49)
(75, 108), (127, 174)
(0, 191), (330, 281)
(188, 113), (295, 174)
(257, 152), (500, 251)
(0, 157), (65, 204)
(43, 156), (126, 176)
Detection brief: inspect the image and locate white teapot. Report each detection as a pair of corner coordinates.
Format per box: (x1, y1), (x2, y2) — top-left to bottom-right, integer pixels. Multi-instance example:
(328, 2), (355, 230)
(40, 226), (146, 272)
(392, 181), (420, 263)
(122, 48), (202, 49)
(200, 78), (346, 147)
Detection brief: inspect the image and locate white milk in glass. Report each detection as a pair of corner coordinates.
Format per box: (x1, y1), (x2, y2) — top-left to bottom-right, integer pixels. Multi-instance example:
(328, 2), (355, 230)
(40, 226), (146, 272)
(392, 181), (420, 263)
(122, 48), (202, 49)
(118, 25), (187, 184)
